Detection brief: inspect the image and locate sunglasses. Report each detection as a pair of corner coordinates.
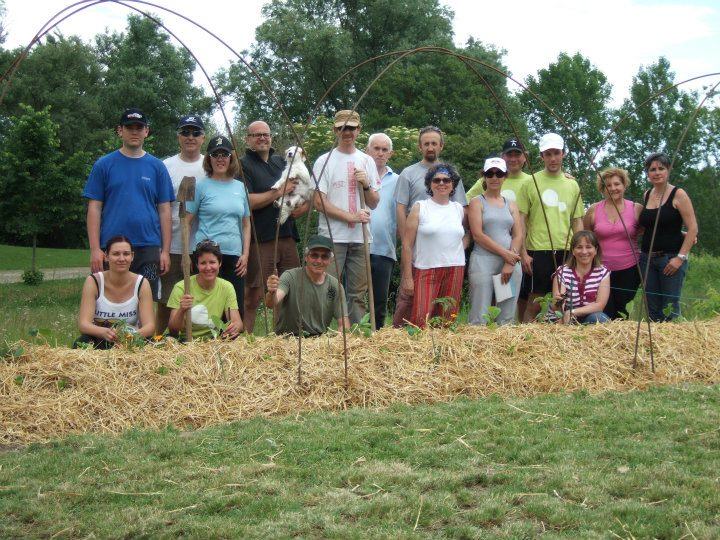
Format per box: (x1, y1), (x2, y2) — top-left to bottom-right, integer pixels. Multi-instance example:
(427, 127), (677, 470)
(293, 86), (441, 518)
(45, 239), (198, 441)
(335, 125), (358, 132)
(431, 177), (452, 184)
(247, 132), (271, 139)
(484, 170), (507, 178)
(178, 129), (204, 137)
(307, 251), (332, 260)
(196, 239), (220, 250)
(210, 151), (231, 159)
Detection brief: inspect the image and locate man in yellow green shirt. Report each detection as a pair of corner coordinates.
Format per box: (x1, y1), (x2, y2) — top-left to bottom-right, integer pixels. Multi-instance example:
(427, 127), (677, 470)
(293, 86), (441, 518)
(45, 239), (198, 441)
(466, 138), (532, 202)
(516, 133), (584, 321)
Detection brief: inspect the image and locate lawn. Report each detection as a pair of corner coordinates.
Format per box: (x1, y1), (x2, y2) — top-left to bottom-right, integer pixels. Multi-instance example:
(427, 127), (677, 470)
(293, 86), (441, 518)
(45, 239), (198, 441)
(0, 384), (718, 538)
(0, 244), (87, 271)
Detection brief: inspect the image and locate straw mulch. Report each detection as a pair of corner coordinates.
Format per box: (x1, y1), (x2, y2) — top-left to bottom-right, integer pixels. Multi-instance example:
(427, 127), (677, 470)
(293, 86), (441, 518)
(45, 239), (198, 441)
(2, 319), (719, 444)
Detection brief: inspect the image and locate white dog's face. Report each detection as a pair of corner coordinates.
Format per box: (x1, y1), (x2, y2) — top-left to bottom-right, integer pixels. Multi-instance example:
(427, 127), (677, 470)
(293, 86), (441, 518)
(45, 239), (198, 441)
(285, 146), (306, 163)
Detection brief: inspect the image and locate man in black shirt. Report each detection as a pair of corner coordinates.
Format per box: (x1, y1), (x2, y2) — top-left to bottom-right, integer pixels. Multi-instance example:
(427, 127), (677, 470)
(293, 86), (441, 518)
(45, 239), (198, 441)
(241, 120), (310, 332)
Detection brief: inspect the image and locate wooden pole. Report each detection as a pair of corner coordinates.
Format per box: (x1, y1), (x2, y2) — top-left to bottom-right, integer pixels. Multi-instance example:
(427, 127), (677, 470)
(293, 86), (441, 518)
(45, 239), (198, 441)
(359, 187), (376, 331)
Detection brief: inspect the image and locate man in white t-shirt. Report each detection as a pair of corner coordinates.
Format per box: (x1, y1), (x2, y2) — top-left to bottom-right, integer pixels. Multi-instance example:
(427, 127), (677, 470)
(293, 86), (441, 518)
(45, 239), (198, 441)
(313, 110), (380, 324)
(156, 115), (206, 333)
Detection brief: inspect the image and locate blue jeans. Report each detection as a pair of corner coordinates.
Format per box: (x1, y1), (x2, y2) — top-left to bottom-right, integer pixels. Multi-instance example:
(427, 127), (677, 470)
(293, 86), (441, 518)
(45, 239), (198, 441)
(639, 252), (687, 321)
(370, 254), (395, 330)
(577, 312), (610, 324)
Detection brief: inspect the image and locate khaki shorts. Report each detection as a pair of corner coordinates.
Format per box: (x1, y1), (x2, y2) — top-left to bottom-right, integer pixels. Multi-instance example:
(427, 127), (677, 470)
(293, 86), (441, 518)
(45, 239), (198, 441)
(246, 238), (301, 289)
(159, 253), (185, 304)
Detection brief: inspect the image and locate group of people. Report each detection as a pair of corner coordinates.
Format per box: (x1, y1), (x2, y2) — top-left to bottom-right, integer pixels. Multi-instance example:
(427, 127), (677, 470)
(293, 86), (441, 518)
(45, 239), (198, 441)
(75, 106), (699, 348)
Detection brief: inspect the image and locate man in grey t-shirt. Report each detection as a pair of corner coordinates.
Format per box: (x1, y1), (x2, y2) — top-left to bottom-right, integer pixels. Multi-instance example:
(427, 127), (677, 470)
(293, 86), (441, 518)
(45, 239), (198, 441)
(392, 126), (467, 327)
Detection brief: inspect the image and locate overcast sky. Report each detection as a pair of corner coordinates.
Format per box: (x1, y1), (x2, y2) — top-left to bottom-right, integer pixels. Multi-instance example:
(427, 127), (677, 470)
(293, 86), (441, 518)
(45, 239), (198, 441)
(4, 0), (720, 109)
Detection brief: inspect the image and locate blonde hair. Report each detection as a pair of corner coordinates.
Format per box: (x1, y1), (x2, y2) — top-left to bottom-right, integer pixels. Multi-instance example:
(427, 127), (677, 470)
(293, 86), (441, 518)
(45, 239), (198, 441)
(597, 167), (630, 194)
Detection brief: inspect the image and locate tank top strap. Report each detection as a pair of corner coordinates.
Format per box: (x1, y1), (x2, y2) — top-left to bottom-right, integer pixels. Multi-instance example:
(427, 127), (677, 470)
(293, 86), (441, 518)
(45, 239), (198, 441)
(134, 274), (144, 298)
(95, 272), (106, 299)
(643, 189), (651, 204)
(665, 186), (679, 205)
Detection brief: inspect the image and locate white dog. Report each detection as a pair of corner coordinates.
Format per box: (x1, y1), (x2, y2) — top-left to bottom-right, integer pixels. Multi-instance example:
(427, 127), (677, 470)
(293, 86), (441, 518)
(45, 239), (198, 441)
(272, 145), (313, 225)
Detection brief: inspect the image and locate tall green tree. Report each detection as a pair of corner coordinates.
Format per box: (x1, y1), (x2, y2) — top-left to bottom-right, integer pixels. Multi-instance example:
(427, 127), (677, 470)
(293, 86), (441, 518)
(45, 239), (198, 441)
(610, 57), (704, 199)
(0, 105), (90, 262)
(0, 35), (104, 155)
(95, 14), (214, 157)
(520, 52), (612, 190)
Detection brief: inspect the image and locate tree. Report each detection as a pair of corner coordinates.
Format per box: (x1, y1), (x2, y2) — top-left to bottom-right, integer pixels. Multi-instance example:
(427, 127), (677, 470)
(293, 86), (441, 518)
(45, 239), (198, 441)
(520, 52), (612, 191)
(0, 35), (105, 156)
(0, 0), (6, 45)
(217, 0), (522, 144)
(610, 57), (705, 201)
(95, 14), (214, 157)
(0, 105), (90, 266)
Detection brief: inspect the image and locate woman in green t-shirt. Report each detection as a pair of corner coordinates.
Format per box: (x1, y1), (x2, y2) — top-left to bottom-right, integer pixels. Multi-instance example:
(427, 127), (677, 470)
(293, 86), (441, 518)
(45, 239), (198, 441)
(167, 240), (243, 340)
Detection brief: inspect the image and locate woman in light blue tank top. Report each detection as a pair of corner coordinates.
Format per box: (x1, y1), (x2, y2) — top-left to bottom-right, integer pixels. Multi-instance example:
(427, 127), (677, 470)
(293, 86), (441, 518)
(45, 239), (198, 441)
(468, 158), (523, 325)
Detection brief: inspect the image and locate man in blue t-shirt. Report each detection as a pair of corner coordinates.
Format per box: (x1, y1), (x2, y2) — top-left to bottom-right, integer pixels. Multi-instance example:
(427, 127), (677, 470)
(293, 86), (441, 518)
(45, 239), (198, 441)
(83, 108), (175, 300)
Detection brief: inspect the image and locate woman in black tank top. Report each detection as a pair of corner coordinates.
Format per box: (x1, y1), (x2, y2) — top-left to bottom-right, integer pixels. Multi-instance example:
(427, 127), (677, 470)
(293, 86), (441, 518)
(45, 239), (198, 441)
(638, 152), (698, 321)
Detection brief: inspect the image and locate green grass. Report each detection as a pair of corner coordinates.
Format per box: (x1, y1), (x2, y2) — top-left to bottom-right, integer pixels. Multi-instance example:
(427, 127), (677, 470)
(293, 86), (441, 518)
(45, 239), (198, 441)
(0, 385), (718, 538)
(0, 244), (87, 271)
(0, 278), (82, 346)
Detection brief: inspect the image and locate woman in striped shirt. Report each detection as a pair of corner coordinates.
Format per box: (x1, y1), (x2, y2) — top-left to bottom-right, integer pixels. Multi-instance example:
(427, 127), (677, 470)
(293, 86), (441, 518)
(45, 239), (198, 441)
(552, 230), (611, 324)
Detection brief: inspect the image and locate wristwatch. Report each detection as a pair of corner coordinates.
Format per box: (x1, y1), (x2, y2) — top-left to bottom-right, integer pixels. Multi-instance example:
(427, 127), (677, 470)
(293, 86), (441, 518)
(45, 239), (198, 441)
(677, 253), (688, 262)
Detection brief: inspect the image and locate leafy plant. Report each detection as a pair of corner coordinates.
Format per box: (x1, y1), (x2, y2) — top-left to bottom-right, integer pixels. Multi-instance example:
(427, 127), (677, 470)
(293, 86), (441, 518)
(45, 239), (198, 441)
(209, 316), (230, 340)
(482, 306), (502, 328)
(22, 269), (44, 286)
(350, 313), (372, 338)
(111, 320), (146, 351)
(534, 292), (562, 322)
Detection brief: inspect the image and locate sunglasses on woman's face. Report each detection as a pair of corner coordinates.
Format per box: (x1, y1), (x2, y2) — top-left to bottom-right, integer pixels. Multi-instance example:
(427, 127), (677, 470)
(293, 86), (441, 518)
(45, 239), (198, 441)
(210, 151), (231, 159)
(431, 176), (452, 184)
(335, 125), (358, 132)
(484, 170), (506, 179)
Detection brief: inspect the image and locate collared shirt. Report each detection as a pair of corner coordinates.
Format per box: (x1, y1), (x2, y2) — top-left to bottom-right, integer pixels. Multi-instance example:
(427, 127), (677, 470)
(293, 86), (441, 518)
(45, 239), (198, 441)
(240, 148), (299, 243)
(370, 166), (399, 260)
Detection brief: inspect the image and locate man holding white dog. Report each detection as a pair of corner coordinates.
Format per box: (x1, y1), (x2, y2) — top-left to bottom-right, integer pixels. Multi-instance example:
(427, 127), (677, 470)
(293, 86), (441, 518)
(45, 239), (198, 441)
(313, 110), (380, 324)
(242, 120), (309, 333)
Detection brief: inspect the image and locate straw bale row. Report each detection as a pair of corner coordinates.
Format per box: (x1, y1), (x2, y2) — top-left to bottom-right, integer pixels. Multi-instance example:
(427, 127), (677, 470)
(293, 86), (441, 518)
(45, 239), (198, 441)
(1, 319), (719, 444)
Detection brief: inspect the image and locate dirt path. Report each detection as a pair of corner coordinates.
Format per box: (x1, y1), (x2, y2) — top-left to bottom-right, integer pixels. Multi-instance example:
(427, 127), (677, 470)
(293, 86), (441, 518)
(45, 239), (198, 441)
(0, 267), (88, 284)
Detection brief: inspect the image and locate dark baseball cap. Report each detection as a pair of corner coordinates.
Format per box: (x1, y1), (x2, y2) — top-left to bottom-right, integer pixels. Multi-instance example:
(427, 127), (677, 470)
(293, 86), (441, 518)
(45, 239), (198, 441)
(177, 115), (205, 130)
(119, 108), (148, 126)
(502, 138), (525, 154)
(207, 135), (233, 154)
(306, 235), (333, 252)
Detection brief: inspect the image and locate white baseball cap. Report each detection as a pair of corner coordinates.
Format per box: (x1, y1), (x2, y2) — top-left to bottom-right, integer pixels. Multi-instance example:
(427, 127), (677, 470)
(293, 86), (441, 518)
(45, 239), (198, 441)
(538, 133), (564, 152)
(483, 157), (507, 173)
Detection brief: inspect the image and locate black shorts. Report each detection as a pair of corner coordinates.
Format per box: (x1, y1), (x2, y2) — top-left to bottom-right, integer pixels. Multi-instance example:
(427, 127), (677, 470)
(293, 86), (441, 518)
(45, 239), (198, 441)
(130, 246), (161, 301)
(519, 272), (532, 300)
(528, 250), (568, 295)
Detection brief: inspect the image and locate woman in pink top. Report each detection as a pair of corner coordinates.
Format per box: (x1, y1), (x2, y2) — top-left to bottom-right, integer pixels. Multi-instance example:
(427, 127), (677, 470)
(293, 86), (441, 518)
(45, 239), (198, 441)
(584, 168), (643, 319)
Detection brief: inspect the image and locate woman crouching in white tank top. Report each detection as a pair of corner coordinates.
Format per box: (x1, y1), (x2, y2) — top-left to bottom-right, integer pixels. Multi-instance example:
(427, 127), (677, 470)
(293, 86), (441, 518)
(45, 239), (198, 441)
(75, 236), (155, 349)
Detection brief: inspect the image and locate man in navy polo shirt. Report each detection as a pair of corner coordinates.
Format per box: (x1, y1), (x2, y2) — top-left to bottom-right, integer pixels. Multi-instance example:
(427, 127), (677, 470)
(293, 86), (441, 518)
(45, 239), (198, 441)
(83, 108), (175, 300)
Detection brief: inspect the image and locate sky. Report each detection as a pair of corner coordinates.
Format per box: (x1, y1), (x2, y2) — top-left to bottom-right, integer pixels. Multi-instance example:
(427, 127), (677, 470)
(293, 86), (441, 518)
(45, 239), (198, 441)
(4, 0), (720, 109)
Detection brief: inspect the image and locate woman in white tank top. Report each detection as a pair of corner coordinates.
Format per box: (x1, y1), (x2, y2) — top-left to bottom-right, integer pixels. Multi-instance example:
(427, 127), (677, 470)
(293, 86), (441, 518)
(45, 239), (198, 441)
(400, 163), (469, 327)
(76, 236), (155, 349)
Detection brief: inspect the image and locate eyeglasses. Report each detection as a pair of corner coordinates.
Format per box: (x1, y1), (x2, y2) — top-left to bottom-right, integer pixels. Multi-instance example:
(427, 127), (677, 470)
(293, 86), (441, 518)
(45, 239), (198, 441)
(431, 177), (452, 184)
(178, 129), (204, 137)
(335, 125), (358, 132)
(484, 170), (507, 178)
(210, 151), (231, 159)
(196, 239), (220, 250)
(307, 251), (332, 260)
(247, 132), (271, 139)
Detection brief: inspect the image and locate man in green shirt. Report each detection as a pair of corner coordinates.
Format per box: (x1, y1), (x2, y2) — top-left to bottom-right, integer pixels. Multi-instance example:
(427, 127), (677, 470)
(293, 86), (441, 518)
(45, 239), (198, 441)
(265, 235), (350, 336)
(466, 138), (532, 201)
(516, 133), (584, 321)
